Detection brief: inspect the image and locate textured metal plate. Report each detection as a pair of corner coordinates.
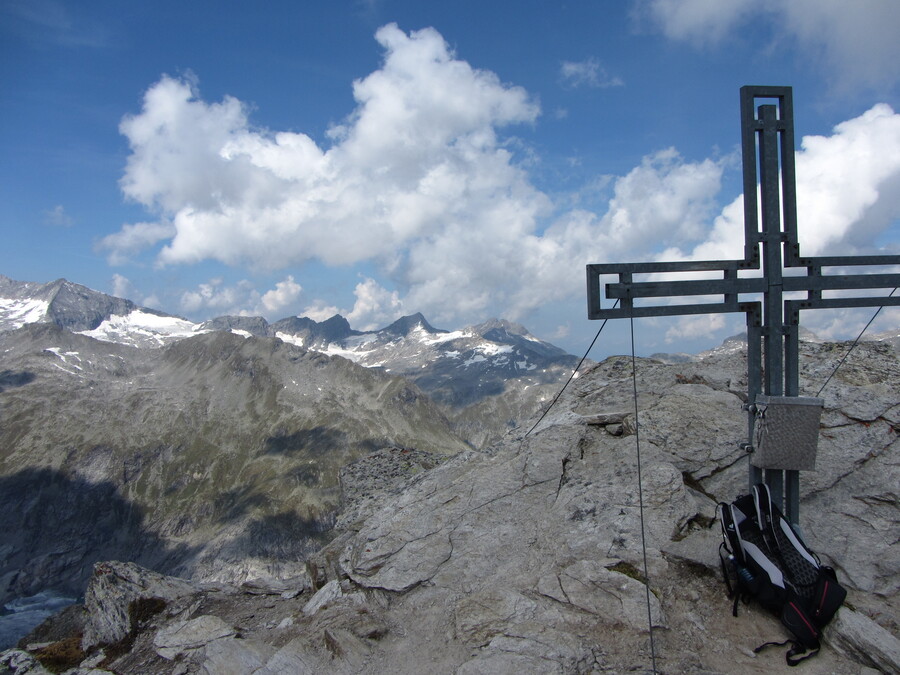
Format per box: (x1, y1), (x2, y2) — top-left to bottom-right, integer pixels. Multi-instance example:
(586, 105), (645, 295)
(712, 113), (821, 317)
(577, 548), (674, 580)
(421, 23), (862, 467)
(752, 396), (823, 471)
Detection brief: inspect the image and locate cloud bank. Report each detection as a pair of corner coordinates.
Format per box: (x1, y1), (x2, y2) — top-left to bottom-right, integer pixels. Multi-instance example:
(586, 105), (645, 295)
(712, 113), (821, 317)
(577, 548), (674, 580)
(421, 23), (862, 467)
(101, 23), (900, 337)
(637, 0), (900, 91)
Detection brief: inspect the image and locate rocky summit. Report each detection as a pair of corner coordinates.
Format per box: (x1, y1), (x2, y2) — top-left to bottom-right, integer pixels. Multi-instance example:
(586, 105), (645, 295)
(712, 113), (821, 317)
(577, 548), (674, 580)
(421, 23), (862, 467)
(3, 336), (898, 674)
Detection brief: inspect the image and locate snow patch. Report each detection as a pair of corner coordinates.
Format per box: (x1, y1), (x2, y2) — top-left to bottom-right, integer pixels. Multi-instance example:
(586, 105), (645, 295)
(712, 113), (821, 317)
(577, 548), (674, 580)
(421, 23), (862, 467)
(49, 361), (81, 376)
(44, 348), (83, 371)
(477, 343), (514, 356)
(421, 330), (465, 345)
(321, 343), (365, 363)
(275, 332), (305, 347)
(80, 311), (205, 347)
(342, 334), (379, 349)
(0, 298), (49, 327)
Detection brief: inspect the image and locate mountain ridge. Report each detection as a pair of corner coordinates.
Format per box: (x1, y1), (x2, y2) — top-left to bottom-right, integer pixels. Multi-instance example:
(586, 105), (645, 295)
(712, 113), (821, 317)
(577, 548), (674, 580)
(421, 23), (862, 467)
(0, 275), (580, 446)
(0, 274), (565, 357)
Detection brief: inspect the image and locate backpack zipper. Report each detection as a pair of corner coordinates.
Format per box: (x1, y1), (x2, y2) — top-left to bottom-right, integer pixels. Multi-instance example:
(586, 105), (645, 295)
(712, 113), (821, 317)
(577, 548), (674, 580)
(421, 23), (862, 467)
(789, 601), (818, 638)
(815, 580), (829, 619)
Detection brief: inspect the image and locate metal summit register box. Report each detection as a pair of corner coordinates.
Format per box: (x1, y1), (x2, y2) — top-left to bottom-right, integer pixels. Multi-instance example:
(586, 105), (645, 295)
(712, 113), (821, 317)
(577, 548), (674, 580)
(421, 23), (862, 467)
(752, 396), (824, 471)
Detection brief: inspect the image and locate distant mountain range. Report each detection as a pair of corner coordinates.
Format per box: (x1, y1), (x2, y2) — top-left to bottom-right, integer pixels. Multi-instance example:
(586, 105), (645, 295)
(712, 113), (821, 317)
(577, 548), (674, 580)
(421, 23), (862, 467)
(0, 274), (580, 445)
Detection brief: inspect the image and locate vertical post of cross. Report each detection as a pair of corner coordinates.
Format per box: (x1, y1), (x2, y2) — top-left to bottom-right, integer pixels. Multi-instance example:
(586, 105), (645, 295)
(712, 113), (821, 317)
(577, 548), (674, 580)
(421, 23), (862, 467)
(740, 86), (797, 522)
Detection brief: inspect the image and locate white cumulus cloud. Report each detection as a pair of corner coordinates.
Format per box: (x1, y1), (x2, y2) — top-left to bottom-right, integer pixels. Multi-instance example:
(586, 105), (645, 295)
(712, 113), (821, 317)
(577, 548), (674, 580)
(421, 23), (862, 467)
(346, 278), (405, 330)
(111, 273), (135, 300)
(98, 221), (176, 265)
(634, 0), (755, 46)
(261, 276), (302, 313)
(109, 23), (540, 273)
(105, 23), (900, 340)
(179, 276), (303, 318)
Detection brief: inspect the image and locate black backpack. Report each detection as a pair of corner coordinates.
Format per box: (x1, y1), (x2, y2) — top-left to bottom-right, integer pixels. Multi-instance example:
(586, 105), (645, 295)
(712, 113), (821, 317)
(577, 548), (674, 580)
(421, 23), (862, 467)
(718, 483), (847, 666)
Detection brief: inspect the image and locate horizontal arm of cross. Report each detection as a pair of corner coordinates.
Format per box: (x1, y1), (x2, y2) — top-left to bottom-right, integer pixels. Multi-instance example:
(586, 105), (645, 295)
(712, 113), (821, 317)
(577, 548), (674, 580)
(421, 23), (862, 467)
(591, 299), (761, 320)
(603, 271), (900, 300)
(787, 296), (900, 325)
(587, 258), (900, 321)
(587, 260), (750, 275)
(586, 260), (752, 320)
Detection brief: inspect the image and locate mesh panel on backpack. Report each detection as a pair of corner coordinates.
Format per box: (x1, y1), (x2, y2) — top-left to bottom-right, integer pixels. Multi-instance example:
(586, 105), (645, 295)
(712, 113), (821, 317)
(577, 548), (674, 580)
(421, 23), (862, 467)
(774, 527), (819, 597)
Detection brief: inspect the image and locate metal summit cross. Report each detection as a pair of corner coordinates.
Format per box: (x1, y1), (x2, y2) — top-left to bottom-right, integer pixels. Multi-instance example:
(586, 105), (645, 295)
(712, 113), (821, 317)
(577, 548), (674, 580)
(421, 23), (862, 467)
(586, 86), (900, 525)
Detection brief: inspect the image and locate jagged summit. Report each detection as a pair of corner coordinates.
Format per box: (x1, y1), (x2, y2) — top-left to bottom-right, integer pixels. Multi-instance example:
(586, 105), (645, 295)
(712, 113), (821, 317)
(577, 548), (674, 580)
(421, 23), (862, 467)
(471, 317), (529, 337)
(382, 312), (443, 337)
(318, 314), (358, 342)
(0, 275), (142, 332)
(271, 314), (360, 347)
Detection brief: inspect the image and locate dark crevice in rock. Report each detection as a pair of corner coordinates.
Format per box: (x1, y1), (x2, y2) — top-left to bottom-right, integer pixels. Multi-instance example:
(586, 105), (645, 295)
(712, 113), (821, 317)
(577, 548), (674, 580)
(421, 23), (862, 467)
(693, 448), (750, 496)
(556, 455), (572, 500)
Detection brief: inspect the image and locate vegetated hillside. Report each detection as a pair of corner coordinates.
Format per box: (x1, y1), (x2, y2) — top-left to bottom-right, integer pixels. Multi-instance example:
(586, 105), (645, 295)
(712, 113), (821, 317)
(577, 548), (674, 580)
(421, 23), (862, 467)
(0, 324), (468, 601)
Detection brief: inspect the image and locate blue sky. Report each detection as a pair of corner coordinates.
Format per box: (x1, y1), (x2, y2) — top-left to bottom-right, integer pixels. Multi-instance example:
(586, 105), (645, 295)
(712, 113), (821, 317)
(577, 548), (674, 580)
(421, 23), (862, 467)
(2, 0), (899, 358)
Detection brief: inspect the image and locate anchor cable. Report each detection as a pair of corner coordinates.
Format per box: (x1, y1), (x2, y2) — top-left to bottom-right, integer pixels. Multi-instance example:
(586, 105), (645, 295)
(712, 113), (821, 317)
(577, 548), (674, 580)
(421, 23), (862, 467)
(815, 287), (897, 398)
(523, 300), (619, 438)
(629, 314), (658, 674)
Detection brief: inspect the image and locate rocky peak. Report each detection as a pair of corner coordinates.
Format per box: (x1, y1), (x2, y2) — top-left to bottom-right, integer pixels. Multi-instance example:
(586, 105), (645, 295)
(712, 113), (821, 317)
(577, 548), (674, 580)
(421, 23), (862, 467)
(270, 314), (359, 346)
(471, 317), (529, 338)
(0, 275), (150, 333)
(198, 315), (271, 336)
(319, 314), (356, 340)
(381, 312), (442, 338)
(42, 278), (138, 331)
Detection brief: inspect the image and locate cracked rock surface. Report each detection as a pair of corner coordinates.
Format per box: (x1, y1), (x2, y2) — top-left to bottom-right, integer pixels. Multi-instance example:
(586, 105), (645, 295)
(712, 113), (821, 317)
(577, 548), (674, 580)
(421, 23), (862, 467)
(4, 338), (898, 674)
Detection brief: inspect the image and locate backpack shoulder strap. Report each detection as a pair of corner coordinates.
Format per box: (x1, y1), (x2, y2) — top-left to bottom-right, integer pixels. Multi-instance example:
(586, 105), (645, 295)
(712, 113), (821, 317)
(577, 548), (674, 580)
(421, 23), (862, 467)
(718, 501), (742, 559)
(752, 483), (776, 548)
(755, 638), (820, 667)
(752, 483), (821, 595)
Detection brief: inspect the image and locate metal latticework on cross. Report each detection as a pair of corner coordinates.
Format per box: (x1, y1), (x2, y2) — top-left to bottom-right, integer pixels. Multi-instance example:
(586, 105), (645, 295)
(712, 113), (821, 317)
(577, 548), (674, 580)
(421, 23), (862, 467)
(586, 86), (900, 525)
